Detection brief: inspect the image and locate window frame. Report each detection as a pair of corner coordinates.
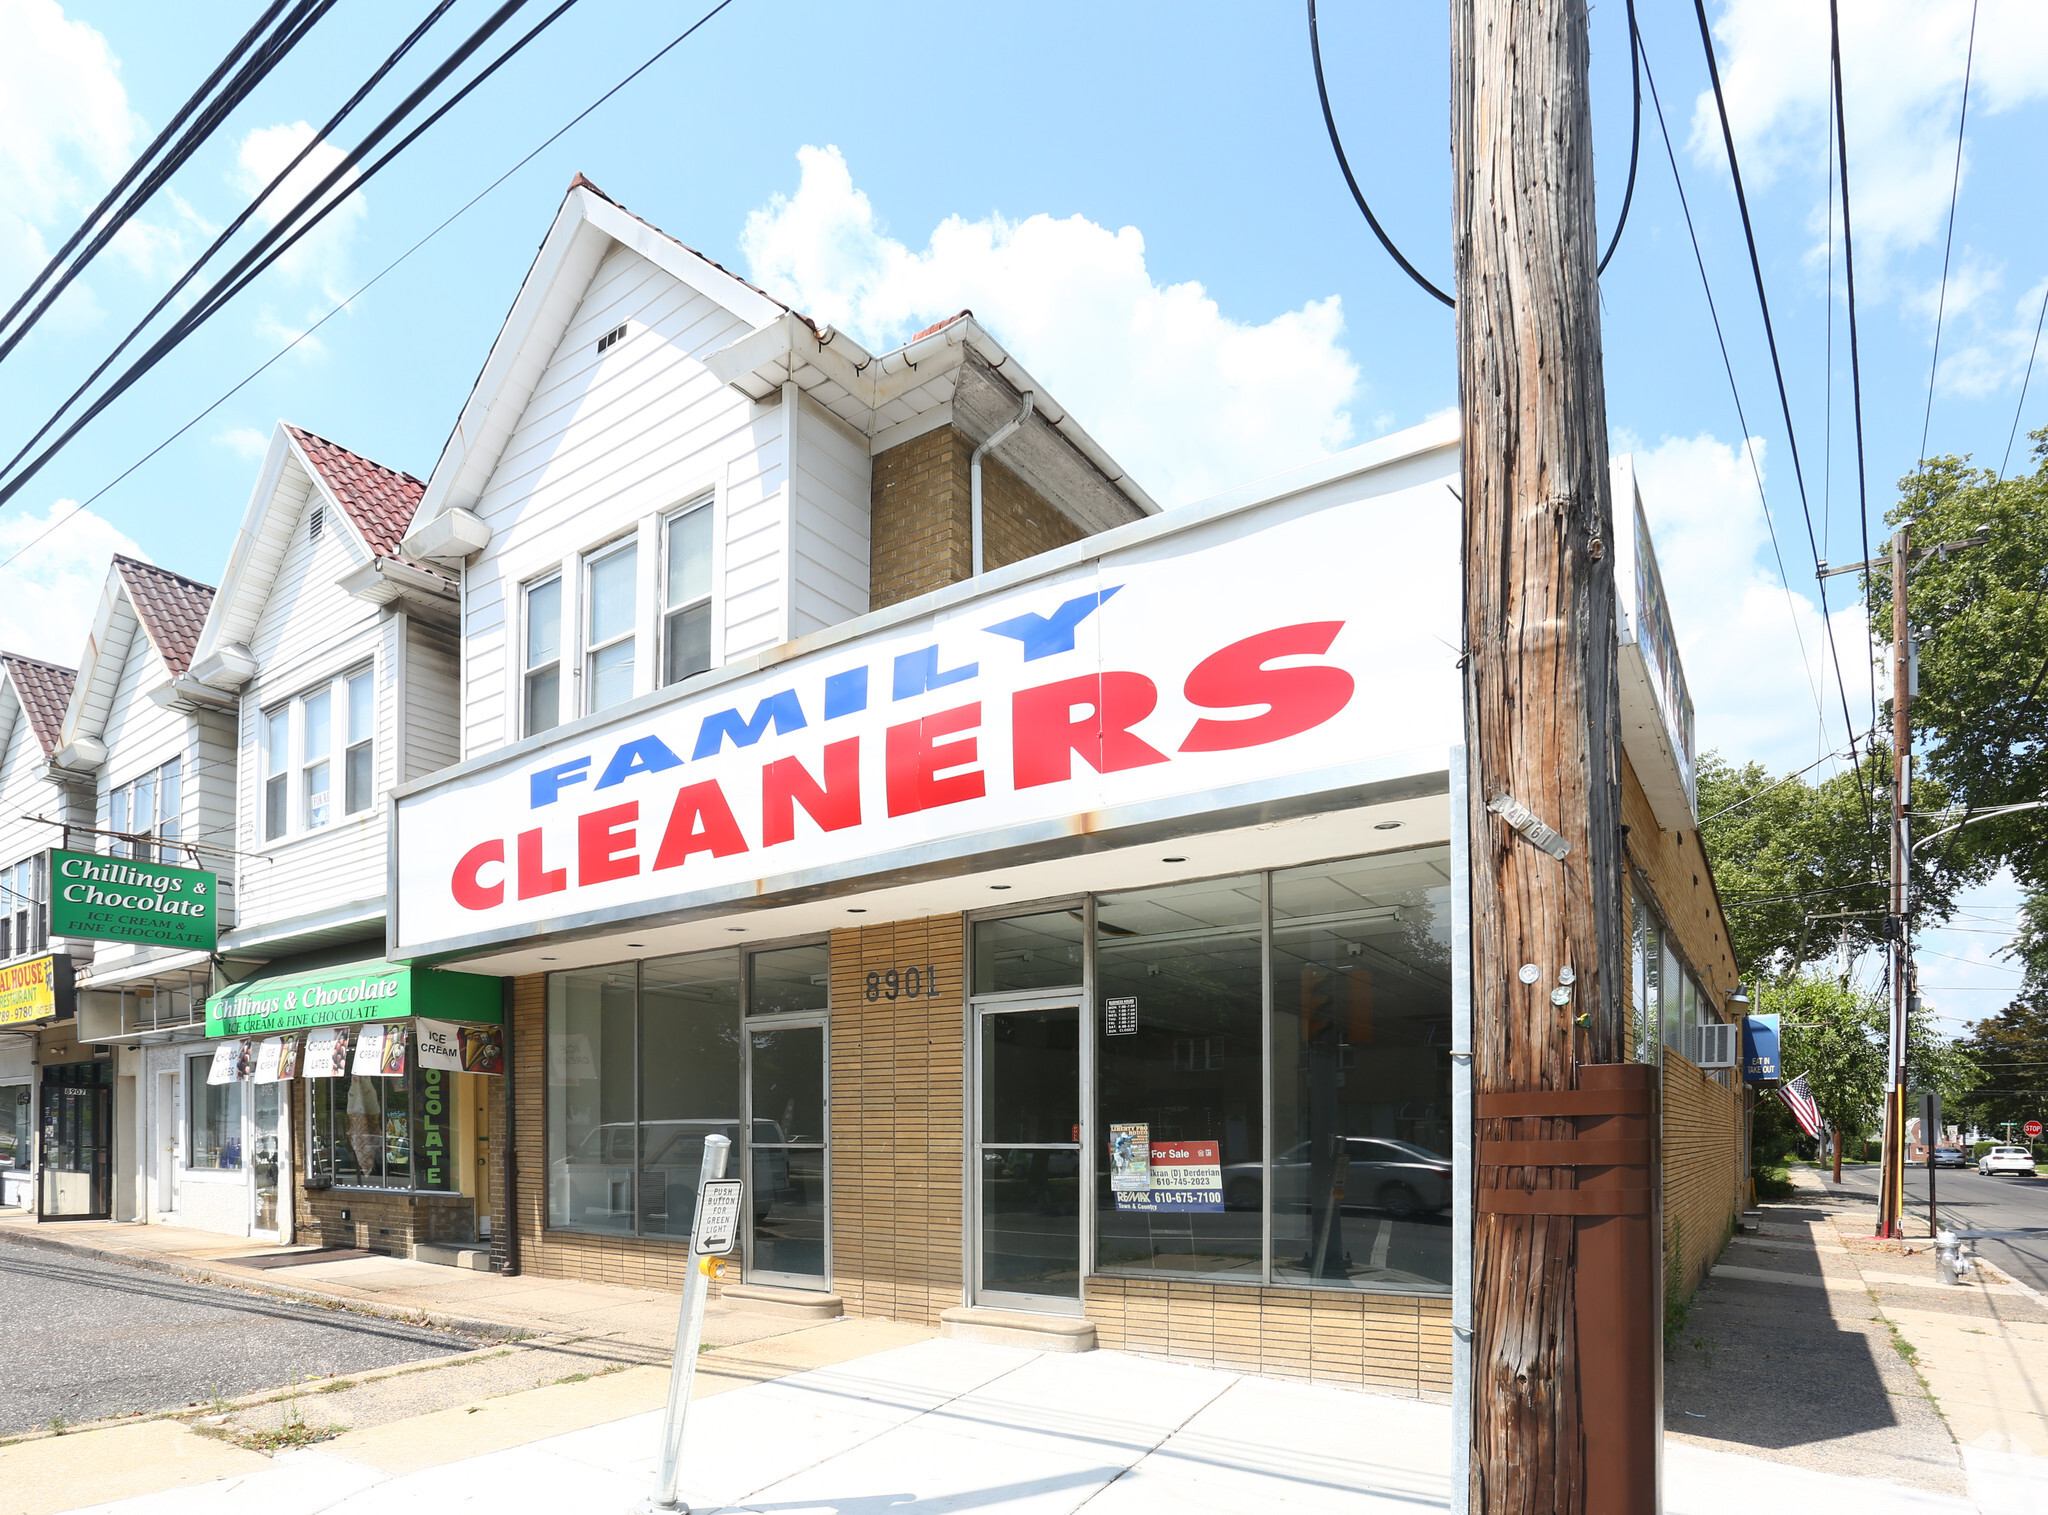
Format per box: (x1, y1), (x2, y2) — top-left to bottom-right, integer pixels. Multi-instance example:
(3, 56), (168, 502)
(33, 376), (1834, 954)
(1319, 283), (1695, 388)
(185, 1052), (246, 1173)
(260, 665), (375, 843)
(522, 572), (564, 737)
(304, 1056), (460, 1194)
(262, 706), (290, 841)
(1, 855), (43, 961)
(301, 686), (332, 830)
(107, 757), (183, 863)
(581, 537), (639, 716)
(660, 496), (715, 688)
(343, 667), (375, 816)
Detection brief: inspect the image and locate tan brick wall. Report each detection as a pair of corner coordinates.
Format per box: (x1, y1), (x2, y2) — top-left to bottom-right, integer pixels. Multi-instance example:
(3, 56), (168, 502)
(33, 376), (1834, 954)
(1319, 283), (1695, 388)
(868, 427), (1083, 611)
(1085, 1278), (1453, 1399)
(827, 916), (966, 1324)
(1662, 1048), (1741, 1303)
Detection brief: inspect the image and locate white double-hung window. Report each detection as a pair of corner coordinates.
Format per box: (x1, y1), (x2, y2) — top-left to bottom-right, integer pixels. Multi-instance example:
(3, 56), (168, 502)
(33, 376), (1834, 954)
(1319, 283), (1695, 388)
(663, 500), (712, 687)
(263, 666), (375, 841)
(109, 757), (181, 861)
(584, 539), (637, 714)
(523, 574), (562, 737)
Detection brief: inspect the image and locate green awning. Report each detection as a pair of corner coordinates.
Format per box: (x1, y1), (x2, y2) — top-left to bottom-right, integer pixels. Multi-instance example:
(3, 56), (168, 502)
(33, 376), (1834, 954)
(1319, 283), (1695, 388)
(204, 956), (499, 1039)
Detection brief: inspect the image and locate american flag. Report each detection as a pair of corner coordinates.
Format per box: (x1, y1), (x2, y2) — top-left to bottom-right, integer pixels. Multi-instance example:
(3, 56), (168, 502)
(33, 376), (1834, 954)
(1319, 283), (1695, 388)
(1778, 1073), (1823, 1138)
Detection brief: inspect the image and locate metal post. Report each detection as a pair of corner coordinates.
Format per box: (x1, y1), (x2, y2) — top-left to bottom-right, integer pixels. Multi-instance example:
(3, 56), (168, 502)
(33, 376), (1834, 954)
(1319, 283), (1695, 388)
(641, 1134), (731, 1515)
(1924, 1091), (1939, 1237)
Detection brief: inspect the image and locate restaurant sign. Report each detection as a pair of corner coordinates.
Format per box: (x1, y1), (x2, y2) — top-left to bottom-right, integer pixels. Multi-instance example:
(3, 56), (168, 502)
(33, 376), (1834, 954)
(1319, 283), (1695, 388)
(205, 960), (501, 1039)
(49, 849), (216, 951)
(0, 954), (72, 1028)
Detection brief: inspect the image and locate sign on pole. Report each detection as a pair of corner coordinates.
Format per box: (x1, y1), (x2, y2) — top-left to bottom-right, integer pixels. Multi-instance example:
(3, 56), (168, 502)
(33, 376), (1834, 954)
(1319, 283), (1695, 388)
(48, 848), (216, 950)
(2026, 1121), (2042, 1140)
(692, 1179), (744, 1256)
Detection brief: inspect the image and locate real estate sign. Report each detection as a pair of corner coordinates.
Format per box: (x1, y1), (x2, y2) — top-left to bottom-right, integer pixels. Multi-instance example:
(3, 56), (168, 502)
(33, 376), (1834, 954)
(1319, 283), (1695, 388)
(48, 849), (216, 950)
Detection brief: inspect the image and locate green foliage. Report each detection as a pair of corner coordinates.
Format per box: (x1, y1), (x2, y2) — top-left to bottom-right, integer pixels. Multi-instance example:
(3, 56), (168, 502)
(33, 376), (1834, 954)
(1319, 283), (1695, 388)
(1760, 974), (1888, 1136)
(1957, 991), (2048, 1132)
(1698, 751), (1982, 979)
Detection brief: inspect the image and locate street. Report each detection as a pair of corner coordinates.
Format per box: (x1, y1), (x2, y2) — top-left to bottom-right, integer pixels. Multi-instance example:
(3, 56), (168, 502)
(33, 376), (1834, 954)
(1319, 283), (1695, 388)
(1818, 1164), (2048, 1293)
(0, 1236), (476, 1435)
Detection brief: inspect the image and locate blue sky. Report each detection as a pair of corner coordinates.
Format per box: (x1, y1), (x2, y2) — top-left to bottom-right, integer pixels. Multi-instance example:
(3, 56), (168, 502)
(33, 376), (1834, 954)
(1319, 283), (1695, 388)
(3, 0), (2044, 1029)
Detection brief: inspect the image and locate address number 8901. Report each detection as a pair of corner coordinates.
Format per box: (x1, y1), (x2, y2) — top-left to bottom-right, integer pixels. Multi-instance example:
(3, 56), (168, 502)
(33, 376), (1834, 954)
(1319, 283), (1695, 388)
(865, 965), (941, 1001)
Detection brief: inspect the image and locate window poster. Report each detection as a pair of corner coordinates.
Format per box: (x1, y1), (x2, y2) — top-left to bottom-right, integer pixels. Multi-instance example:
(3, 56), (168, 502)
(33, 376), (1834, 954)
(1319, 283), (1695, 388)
(1109, 1123), (1151, 1191)
(416, 1019), (464, 1073)
(276, 1033), (303, 1081)
(459, 1023), (504, 1075)
(304, 1025), (350, 1077)
(252, 1036), (285, 1083)
(207, 1040), (241, 1085)
(351, 1022), (388, 1077)
(1115, 1139), (1224, 1212)
(379, 1021), (410, 1076)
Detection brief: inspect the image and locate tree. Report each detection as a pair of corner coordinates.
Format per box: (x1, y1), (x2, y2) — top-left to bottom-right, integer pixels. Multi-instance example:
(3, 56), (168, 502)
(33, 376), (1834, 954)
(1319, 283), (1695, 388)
(1956, 993), (2048, 1137)
(1698, 752), (1982, 980)
(1762, 975), (1886, 1167)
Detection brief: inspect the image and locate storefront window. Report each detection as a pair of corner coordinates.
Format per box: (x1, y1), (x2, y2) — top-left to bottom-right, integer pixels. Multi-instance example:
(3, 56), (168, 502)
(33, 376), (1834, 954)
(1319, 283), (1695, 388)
(973, 908), (1085, 994)
(749, 944), (829, 1015)
(188, 1053), (244, 1170)
(2, 1084), (28, 1170)
(1094, 874), (1265, 1281)
(1270, 852), (1453, 1292)
(640, 951), (741, 1239)
(547, 963), (637, 1234)
(305, 1043), (458, 1192)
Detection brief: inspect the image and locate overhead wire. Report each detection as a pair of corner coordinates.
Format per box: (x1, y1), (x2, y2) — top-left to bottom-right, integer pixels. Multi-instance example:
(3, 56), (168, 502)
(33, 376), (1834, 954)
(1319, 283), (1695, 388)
(0, 0), (743, 581)
(1919, 0), (1980, 465)
(0, 0), (584, 510)
(2000, 281), (2048, 477)
(1305, 0), (1644, 309)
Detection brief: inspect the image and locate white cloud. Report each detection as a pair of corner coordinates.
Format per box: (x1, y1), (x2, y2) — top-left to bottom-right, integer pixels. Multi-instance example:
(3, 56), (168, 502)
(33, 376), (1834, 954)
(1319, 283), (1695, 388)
(0, 1), (136, 295)
(741, 145), (1362, 508)
(233, 120), (367, 307)
(1620, 429), (1876, 774)
(215, 427), (269, 461)
(0, 500), (144, 665)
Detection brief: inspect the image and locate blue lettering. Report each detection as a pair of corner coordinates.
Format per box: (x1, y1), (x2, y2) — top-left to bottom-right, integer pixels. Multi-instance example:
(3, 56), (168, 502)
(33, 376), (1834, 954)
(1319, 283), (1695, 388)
(823, 667), (869, 720)
(983, 586), (1122, 661)
(892, 645), (978, 701)
(595, 735), (684, 790)
(530, 756), (592, 808)
(692, 690), (808, 759)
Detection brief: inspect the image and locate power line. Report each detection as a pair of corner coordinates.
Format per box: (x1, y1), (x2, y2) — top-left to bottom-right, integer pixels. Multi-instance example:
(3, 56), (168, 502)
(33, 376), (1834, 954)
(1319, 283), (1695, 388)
(0, 0), (743, 581)
(1639, 32), (1830, 751)
(0, 0), (581, 510)
(2001, 280), (2048, 477)
(1919, 0), (1980, 464)
(1693, 0), (1876, 830)
(1697, 731), (1874, 826)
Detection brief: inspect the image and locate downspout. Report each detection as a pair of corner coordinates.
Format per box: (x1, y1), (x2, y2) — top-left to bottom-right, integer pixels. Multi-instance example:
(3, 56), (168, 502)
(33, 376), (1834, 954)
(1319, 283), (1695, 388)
(498, 975), (519, 1276)
(968, 392), (1033, 577)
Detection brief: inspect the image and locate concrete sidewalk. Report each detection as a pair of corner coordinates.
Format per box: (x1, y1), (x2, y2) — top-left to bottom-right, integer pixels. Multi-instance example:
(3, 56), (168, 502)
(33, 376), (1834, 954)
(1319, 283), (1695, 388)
(39, 1335), (2048, 1515)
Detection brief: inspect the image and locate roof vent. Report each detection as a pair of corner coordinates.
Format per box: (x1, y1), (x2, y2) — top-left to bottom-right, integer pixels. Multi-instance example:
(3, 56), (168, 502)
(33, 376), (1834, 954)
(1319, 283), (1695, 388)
(309, 505), (324, 542)
(596, 324), (626, 354)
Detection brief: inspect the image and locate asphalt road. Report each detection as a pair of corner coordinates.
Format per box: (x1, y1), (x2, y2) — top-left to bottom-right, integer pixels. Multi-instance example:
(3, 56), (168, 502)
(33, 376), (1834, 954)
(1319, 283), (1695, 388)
(1823, 1161), (2048, 1293)
(0, 1236), (478, 1435)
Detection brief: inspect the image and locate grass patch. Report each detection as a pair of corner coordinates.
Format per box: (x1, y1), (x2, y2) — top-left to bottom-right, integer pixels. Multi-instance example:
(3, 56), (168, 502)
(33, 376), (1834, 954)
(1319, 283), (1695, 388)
(232, 1422), (343, 1453)
(317, 1380), (356, 1394)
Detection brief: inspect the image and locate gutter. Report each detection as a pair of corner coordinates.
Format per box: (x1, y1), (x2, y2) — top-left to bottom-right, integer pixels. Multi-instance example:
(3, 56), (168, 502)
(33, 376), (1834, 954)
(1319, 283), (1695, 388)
(969, 392), (1033, 575)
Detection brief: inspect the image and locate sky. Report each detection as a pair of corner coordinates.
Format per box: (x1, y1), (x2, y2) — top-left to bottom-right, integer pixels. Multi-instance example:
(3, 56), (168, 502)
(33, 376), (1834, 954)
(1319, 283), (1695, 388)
(2, 0), (2043, 1033)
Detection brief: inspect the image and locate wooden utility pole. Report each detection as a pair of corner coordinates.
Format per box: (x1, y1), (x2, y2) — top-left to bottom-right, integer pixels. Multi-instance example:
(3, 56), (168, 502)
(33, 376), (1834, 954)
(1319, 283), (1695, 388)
(1455, 2), (1651, 1511)
(1879, 521), (1914, 1239)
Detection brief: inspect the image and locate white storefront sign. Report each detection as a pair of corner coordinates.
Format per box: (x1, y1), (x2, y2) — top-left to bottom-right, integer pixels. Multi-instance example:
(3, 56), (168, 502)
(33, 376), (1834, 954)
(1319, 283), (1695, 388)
(392, 468), (1460, 959)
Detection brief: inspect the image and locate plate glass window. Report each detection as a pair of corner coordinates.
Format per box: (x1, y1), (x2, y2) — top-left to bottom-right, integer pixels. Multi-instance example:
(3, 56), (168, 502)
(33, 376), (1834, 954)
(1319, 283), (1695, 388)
(263, 708), (289, 839)
(187, 1054), (244, 1171)
(344, 669), (374, 814)
(663, 502), (712, 686)
(524, 576), (562, 736)
(303, 688), (331, 828)
(306, 1055), (456, 1192)
(585, 542), (637, 714)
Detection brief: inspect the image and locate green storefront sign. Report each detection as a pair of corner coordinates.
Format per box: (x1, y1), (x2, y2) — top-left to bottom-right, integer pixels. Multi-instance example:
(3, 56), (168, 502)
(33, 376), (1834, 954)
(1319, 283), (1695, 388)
(204, 959), (500, 1039)
(50, 848), (216, 950)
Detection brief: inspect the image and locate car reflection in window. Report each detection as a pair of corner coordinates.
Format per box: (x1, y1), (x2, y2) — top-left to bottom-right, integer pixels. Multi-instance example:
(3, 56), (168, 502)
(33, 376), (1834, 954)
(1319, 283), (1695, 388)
(1223, 1138), (1451, 1219)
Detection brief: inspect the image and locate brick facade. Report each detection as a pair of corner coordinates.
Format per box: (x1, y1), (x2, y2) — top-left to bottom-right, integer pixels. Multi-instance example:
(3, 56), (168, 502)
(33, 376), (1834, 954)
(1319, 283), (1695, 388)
(1661, 1048), (1742, 1303)
(868, 426), (1084, 611)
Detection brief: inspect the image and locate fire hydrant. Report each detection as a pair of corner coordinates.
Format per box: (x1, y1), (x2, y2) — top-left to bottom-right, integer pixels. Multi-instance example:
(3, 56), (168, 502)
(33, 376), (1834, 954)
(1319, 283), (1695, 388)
(1934, 1228), (1974, 1285)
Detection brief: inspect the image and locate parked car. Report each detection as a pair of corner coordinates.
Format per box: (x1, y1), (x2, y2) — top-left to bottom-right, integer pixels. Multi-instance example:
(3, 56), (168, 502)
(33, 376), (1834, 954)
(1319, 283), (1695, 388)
(1932, 1146), (1968, 1169)
(1223, 1138), (1452, 1220)
(1978, 1145), (2038, 1177)
(550, 1119), (792, 1232)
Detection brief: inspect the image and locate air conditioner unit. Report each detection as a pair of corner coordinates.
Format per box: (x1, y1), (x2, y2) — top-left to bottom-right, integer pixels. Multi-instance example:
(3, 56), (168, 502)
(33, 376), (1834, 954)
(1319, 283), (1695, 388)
(1687, 1021), (1738, 1069)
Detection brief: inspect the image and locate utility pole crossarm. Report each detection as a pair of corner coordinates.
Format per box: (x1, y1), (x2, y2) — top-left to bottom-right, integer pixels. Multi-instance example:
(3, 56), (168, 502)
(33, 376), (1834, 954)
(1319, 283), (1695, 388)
(1817, 529), (1988, 580)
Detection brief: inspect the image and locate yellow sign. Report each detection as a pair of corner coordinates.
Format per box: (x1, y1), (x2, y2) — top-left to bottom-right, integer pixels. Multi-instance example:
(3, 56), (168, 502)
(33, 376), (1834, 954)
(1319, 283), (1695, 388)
(0, 955), (66, 1028)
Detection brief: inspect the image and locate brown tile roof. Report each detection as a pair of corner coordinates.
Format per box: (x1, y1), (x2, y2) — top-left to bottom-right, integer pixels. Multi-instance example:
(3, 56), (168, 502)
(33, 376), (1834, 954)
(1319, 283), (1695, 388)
(114, 556), (215, 676)
(1, 652), (76, 756)
(286, 424), (426, 560)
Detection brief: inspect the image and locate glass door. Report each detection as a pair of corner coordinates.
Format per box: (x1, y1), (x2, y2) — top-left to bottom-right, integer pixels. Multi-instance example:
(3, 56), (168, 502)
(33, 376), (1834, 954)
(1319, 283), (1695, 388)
(38, 1067), (111, 1220)
(251, 1081), (282, 1238)
(975, 1003), (1082, 1313)
(745, 1021), (826, 1287)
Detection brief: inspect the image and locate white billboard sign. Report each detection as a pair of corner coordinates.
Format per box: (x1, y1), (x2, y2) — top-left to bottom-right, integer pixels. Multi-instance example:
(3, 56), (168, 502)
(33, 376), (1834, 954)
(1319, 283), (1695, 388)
(392, 463), (1461, 959)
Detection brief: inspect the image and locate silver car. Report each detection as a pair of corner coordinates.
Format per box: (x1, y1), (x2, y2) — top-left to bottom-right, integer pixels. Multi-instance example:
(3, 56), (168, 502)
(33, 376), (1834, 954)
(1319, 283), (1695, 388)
(1224, 1137), (1452, 1219)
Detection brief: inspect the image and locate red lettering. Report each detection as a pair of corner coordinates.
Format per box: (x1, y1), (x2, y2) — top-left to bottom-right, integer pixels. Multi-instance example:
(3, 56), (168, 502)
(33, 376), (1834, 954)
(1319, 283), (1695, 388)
(517, 827), (567, 898)
(451, 839), (504, 911)
(577, 802), (640, 885)
(1178, 622), (1353, 752)
(886, 703), (986, 817)
(652, 780), (749, 869)
(1012, 672), (1169, 789)
(762, 737), (862, 846)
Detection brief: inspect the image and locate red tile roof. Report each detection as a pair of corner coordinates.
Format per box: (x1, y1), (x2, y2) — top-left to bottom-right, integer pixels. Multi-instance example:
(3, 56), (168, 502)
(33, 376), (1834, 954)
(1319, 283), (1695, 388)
(115, 556), (215, 676)
(1, 652), (76, 756)
(911, 310), (973, 342)
(286, 425), (426, 560)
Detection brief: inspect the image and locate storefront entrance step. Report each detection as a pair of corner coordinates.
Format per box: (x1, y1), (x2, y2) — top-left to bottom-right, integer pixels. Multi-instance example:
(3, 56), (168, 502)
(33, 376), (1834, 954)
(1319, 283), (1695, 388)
(939, 1306), (1097, 1353)
(410, 1241), (491, 1271)
(719, 1283), (845, 1320)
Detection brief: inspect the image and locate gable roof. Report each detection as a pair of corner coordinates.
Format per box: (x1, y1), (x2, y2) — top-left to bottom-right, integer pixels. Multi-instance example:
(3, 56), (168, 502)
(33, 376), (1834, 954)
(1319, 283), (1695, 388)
(115, 556), (214, 675)
(0, 652), (77, 756)
(285, 424), (425, 559)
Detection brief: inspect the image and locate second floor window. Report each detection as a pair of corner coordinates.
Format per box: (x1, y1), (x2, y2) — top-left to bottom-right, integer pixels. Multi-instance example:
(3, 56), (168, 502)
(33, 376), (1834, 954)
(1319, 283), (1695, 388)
(585, 539), (637, 714)
(109, 758), (180, 862)
(1, 856), (42, 959)
(524, 575), (561, 737)
(664, 501), (713, 686)
(264, 707), (289, 840)
(263, 666), (375, 842)
(303, 687), (332, 828)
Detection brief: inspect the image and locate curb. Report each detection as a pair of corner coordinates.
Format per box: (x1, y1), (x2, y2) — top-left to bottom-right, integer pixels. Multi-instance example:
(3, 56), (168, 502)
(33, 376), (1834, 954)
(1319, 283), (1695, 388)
(0, 1227), (536, 1345)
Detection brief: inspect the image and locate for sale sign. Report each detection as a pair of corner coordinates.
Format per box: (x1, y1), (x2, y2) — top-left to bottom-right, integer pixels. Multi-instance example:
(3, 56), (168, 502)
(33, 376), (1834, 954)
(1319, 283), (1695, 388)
(1115, 1140), (1224, 1212)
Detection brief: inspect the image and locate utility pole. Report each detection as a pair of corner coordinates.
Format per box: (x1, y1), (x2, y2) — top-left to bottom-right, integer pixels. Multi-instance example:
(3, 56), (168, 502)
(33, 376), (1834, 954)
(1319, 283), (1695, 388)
(1881, 523), (1914, 1239)
(1454, 3), (1650, 1512)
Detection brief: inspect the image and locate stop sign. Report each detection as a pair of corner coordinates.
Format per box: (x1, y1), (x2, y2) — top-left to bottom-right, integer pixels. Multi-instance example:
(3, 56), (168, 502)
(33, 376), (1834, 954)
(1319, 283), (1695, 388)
(2028, 1121), (2044, 1139)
